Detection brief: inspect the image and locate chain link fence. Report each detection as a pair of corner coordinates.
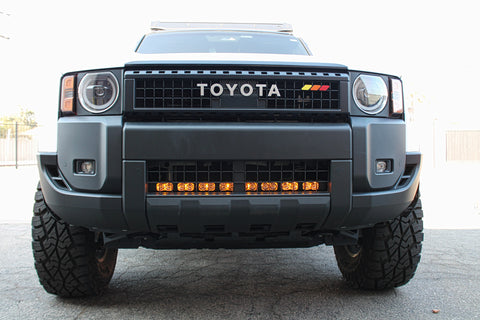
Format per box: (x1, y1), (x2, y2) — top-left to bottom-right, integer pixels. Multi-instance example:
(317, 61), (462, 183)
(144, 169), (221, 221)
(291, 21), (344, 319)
(0, 122), (39, 167)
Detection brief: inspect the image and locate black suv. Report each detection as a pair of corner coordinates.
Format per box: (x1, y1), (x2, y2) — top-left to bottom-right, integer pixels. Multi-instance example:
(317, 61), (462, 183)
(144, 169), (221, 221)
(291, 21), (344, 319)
(32, 22), (423, 297)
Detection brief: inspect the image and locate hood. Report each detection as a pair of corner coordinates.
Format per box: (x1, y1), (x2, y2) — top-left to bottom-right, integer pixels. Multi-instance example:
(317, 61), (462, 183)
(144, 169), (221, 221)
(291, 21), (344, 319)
(123, 52), (348, 70)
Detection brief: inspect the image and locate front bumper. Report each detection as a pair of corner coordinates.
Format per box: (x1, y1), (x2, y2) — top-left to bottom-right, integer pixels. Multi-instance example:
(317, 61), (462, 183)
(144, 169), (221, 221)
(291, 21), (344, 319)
(38, 117), (421, 247)
(39, 152), (420, 230)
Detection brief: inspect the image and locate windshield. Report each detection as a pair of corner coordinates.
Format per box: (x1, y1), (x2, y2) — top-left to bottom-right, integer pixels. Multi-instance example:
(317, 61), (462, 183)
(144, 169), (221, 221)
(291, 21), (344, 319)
(136, 31), (310, 55)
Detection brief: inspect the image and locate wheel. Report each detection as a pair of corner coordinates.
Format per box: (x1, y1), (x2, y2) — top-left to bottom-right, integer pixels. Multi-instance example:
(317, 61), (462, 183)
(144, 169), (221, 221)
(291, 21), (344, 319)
(334, 191), (423, 290)
(31, 182), (118, 297)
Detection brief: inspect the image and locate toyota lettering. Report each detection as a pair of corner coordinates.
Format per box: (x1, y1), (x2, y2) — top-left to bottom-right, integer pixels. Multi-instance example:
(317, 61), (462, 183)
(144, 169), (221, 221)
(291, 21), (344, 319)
(197, 83), (281, 97)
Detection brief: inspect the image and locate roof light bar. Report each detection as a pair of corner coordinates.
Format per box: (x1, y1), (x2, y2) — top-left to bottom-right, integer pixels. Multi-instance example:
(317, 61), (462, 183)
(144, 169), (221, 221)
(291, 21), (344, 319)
(150, 22), (293, 33)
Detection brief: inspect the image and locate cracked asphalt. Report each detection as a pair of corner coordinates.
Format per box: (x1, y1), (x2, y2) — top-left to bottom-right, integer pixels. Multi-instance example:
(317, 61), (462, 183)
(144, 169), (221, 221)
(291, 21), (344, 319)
(1, 223), (479, 320)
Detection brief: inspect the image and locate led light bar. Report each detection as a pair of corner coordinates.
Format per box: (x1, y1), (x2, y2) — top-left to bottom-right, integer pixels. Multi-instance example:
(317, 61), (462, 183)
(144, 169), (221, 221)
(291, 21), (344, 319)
(155, 181), (323, 193)
(150, 22), (293, 33)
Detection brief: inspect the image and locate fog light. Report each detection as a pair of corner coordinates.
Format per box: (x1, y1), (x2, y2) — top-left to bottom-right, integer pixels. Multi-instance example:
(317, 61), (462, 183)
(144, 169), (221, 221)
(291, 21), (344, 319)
(376, 160), (392, 173)
(76, 160), (95, 175)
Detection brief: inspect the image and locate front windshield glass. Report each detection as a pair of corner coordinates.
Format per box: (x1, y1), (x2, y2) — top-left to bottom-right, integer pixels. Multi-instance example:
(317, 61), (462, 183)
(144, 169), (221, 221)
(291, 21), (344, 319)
(136, 31), (309, 55)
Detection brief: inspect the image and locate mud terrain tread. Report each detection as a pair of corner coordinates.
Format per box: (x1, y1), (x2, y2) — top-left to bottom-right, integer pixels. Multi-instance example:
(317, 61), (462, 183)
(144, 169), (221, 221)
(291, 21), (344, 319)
(334, 193), (423, 290)
(32, 183), (117, 297)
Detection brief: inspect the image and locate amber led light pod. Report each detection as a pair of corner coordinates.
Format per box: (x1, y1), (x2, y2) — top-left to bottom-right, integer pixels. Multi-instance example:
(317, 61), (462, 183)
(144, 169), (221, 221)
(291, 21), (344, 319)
(198, 182), (215, 192)
(281, 182), (299, 191)
(303, 181), (319, 191)
(261, 182), (278, 191)
(245, 182), (258, 192)
(219, 182), (234, 192)
(177, 182), (195, 192)
(156, 183), (173, 192)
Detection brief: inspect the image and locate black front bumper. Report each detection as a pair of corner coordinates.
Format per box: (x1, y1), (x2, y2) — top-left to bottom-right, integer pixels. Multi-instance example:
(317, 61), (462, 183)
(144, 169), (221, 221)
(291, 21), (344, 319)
(38, 117), (421, 248)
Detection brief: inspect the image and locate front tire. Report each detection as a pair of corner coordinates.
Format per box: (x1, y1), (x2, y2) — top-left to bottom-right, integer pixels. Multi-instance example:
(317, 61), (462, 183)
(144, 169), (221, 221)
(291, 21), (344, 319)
(334, 192), (423, 290)
(32, 182), (118, 297)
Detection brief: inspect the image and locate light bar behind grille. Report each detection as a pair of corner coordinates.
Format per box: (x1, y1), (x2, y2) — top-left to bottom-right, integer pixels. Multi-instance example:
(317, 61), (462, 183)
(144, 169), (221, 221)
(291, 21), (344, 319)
(146, 160), (330, 194)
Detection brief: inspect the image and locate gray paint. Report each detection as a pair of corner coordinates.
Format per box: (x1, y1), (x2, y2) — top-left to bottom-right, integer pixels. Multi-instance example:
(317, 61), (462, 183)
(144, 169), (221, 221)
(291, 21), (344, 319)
(57, 116), (122, 193)
(123, 122), (352, 160)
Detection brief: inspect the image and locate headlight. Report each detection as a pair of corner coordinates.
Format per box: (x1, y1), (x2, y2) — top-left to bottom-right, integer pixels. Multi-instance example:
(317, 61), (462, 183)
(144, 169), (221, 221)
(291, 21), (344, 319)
(78, 72), (119, 113)
(352, 75), (388, 114)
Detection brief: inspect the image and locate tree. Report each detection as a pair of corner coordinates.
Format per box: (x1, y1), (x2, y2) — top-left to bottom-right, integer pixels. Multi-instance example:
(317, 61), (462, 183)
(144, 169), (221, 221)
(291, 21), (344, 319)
(0, 108), (38, 138)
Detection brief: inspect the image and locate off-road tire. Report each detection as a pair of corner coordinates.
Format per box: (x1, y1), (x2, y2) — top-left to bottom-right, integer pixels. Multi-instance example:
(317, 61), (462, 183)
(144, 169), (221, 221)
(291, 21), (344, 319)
(334, 191), (423, 290)
(32, 182), (118, 297)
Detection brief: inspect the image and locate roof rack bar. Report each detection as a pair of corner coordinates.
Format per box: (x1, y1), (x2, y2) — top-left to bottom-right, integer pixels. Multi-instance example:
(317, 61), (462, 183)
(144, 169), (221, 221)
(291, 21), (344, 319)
(150, 22), (293, 33)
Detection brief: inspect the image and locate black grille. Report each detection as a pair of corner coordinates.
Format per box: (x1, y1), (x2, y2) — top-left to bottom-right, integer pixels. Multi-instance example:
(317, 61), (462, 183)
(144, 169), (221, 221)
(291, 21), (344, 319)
(146, 160), (329, 194)
(245, 160), (329, 184)
(147, 160), (233, 186)
(129, 70), (344, 111)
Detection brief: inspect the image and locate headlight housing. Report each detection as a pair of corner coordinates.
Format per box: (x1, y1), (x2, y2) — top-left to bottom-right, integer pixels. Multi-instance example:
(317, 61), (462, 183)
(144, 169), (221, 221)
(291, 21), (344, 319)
(352, 75), (388, 115)
(78, 72), (119, 113)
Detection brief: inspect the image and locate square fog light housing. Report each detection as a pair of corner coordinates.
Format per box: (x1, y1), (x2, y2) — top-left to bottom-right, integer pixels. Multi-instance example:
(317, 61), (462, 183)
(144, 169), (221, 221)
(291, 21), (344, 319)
(75, 160), (96, 175)
(376, 160), (392, 174)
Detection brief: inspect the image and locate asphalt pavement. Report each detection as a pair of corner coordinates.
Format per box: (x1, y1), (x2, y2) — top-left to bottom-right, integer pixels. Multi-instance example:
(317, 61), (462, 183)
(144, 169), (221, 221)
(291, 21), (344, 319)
(1, 223), (479, 320)
(1, 166), (480, 319)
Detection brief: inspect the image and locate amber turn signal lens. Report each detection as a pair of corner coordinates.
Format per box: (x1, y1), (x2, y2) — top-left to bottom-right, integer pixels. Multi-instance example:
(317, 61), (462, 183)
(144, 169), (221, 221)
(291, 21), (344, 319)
(177, 182), (195, 192)
(261, 182), (278, 191)
(60, 75), (76, 114)
(156, 182), (173, 192)
(390, 78), (404, 115)
(64, 76), (75, 90)
(62, 98), (74, 113)
(281, 182), (298, 191)
(303, 181), (319, 191)
(219, 182), (234, 192)
(245, 182), (258, 191)
(198, 182), (215, 192)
